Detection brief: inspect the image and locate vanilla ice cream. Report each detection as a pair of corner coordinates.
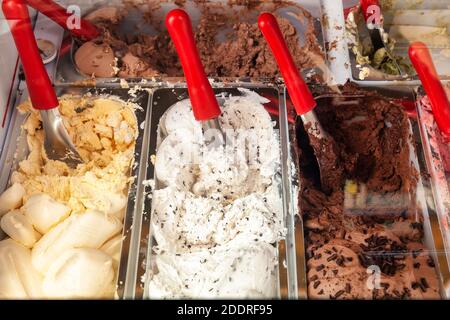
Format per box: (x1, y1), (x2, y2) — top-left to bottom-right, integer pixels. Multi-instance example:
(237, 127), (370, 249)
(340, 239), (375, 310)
(147, 89), (285, 298)
(0, 95), (137, 299)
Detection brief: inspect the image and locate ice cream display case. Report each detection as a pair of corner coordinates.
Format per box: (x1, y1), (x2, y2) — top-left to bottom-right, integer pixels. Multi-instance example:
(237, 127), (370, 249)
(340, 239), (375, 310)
(137, 83), (294, 299)
(55, 0), (327, 86)
(0, 87), (150, 298)
(287, 84), (450, 299)
(0, 0), (449, 301)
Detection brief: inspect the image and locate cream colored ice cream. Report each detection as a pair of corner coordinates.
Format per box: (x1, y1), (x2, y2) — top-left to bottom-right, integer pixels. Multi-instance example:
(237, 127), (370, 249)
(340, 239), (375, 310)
(0, 95), (137, 299)
(0, 239), (43, 298)
(148, 89), (285, 298)
(0, 183), (25, 216)
(42, 248), (115, 298)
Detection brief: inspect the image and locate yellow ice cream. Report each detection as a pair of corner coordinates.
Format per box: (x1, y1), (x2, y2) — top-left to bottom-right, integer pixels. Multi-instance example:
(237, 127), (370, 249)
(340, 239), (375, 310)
(11, 96), (137, 214)
(0, 95), (137, 299)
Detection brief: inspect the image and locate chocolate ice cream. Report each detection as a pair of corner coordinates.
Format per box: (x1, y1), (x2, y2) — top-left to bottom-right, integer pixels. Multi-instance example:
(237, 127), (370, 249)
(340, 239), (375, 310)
(74, 41), (117, 77)
(294, 83), (441, 299)
(74, 0), (323, 78)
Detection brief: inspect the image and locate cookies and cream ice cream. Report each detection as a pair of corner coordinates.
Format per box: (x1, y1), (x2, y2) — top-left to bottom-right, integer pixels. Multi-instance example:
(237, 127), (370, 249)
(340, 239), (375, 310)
(147, 89), (285, 298)
(295, 84), (441, 299)
(0, 95), (137, 299)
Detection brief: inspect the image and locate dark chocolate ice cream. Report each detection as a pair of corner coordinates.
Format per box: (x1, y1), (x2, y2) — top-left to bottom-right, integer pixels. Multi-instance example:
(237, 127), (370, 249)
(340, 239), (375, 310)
(294, 83), (441, 299)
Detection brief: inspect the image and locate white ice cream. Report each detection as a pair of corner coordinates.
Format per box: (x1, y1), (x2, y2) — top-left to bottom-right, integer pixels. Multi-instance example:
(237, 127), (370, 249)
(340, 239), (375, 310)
(0, 239), (43, 299)
(148, 89), (284, 298)
(1, 210), (40, 247)
(31, 210), (122, 274)
(22, 194), (71, 234)
(149, 241), (278, 299)
(0, 183), (25, 217)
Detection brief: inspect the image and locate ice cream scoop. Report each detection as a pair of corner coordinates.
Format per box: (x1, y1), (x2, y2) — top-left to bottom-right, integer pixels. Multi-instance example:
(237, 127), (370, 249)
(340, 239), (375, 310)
(359, 0), (402, 75)
(258, 12), (340, 194)
(165, 9), (224, 147)
(2, 0), (83, 168)
(409, 42), (450, 141)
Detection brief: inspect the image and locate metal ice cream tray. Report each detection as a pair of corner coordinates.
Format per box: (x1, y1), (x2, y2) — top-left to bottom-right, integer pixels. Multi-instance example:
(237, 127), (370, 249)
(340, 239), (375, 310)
(122, 82), (297, 299)
(287, 84), (450, 299)
(54, 0), (326, 86)
(0, 87), (150, 299)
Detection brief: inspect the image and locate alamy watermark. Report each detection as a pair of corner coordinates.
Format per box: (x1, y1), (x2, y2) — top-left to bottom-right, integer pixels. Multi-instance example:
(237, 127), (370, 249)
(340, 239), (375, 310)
(365, 4), (383, 29)
(66, 5), (81, 30)
(366, 265), (382, 290)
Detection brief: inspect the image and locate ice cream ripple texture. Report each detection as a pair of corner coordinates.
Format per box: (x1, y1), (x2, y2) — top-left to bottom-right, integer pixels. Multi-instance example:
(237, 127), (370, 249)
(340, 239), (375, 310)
(0, 96), (138, 298)
(147, 90), (285, 298)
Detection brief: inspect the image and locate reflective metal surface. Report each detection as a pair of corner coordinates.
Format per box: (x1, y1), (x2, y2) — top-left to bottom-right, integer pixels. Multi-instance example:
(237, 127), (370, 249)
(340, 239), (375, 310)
(288, 85), (450, 299)
(300, 110), (338, 194)
(202, 118), (224, 147)
(0, 87), (151, 300)
(40, 108), (83, 168)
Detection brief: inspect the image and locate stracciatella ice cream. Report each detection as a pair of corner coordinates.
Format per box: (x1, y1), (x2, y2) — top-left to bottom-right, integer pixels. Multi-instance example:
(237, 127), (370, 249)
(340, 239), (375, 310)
(147, 89), (285, 298)
(0, 95), (137, 299)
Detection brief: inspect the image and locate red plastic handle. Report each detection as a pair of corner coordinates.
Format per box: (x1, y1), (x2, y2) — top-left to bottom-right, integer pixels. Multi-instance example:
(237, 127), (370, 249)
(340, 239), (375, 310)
(26, 0), (99, 40)
(344, 5), (358, 19)
(360, 0), (381, 23)
(409, 42), (450, 140)
(165, 9), (221, 121)
(2, 0), (58, 110)
(258, 12), (316, 115)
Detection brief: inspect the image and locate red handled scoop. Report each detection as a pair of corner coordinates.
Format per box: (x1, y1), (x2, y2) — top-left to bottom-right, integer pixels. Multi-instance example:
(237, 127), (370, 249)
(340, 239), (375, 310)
(25, 0), (99, 40)
(359, 0), (402, 75)
(165, 9), (223, 145)
(409, 42), (450, 141)
(258, 12), (341, 194)
(3, 0), (83, 167)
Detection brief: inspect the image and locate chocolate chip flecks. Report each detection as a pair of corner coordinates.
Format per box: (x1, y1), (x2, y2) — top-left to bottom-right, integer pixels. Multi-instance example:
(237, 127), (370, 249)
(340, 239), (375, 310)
(313, 281), (321, 289)
(420, 277), (429, 289)
(345, 283), (351, 293)
(316, 264), (325, 272)
(327, 253), (338, 262)
(334, 290), (345, 299)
